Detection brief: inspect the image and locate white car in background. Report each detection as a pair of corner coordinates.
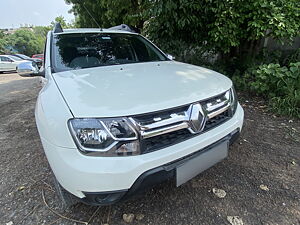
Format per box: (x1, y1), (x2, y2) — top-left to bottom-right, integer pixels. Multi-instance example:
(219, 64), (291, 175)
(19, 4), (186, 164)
(0, 55), (29, 73)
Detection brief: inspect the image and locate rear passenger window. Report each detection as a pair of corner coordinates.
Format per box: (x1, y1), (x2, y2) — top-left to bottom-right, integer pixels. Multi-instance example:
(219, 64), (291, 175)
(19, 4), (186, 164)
(0, 56), (10, 62)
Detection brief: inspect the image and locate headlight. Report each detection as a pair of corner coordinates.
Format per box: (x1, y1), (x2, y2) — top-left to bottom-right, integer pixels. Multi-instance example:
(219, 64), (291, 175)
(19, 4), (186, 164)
(68, 118), (139, 156)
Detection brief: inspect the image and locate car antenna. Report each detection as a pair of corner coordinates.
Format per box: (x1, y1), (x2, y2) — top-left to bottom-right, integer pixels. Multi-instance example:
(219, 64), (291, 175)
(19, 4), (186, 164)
(53, 22), (63, 33)
(83, 3), (102, 31)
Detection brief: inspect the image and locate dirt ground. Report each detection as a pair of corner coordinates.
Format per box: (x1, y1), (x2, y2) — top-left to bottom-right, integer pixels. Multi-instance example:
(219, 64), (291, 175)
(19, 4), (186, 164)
(0, 72), (299, 225)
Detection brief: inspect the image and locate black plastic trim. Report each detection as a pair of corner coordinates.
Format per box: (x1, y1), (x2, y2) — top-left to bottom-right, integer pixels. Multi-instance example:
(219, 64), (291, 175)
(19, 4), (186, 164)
(53, 22), (63, 33)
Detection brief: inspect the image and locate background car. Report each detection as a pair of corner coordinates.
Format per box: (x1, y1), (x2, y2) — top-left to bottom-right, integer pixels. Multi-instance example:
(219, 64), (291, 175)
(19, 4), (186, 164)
(0, 55), (30, 73)
(32, 54), (44, 61)
(12, 53), (42, 68)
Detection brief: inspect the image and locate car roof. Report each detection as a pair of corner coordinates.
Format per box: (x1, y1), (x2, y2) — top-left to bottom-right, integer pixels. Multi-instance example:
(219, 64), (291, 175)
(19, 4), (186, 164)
(0, 55), (23, 60)
(53, 28), (137, 35)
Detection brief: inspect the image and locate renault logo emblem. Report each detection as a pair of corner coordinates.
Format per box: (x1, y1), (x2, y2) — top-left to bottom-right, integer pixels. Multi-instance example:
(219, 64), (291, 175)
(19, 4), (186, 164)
(188, 103), (206, 134)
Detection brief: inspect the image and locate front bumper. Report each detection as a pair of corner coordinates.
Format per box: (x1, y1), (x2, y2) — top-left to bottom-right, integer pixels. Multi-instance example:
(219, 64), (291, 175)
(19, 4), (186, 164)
(80, 129), (240, 205)
(41, 104), (244, 203)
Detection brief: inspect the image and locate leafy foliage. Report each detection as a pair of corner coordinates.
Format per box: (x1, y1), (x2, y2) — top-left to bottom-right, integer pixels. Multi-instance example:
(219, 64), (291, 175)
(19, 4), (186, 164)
(144, 0), (300, 63)
(249, 63), (300, 97)
(234, 62), (300, 117)
(0, 16), (73, 55)
(143, 1), (209, 54)
(5, 29), (44, 56)
(0, 30), (8, 53)
(65, 0), (146, 30)
(50, 15), (75, 28)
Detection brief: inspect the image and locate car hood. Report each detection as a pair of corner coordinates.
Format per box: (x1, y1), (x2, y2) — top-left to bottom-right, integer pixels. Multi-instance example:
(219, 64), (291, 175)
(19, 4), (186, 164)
(53, 61), (232, 117)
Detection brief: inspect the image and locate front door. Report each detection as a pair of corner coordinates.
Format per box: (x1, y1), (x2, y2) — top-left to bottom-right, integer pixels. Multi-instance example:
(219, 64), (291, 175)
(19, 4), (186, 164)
(0, 56), (14, 71)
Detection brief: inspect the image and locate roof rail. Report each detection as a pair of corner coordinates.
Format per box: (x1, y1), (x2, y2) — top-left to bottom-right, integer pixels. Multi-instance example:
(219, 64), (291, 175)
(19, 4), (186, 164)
(53, 22), (63, 33)
(108, 24), (136, 33)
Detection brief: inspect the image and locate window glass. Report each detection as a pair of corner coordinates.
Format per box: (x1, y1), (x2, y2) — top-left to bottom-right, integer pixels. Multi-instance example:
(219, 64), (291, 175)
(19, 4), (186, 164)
(17, 54), (31, 60)
(0, 56), (11, 62)
(9, 56), (22, 61)
(52, 33), (168, 72)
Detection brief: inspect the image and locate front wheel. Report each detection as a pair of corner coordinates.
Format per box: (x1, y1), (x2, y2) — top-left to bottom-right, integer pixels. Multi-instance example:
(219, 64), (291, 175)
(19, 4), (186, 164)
(53, 176), (79, 209)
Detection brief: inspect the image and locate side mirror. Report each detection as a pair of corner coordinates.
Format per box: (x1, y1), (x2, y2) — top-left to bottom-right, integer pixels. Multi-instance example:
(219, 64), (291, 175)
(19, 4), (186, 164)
(17, 61), (41, 76)
(38, 68), (45, 77)
(166, 54), (175, 60)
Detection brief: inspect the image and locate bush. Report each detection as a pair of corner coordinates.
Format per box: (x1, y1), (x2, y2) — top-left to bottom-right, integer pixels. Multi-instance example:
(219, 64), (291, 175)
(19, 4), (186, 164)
(239, 62), (300, 117)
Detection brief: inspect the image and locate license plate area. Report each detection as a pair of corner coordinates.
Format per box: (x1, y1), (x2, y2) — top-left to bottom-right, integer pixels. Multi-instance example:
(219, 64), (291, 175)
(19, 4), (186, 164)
(176, 141), (228, 186)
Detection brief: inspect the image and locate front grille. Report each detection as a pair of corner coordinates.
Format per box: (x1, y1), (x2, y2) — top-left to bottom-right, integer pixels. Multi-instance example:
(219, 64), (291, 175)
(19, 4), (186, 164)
(131, 90), (235, 154)
(133, 105), (189, 127)
(141, 129), (192, 154)
(203, 110), (230, 131)
(139, 109), (231, 154)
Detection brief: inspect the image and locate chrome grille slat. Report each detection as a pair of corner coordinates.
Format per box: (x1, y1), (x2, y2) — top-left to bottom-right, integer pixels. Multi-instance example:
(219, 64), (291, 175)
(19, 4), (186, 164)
(131, 90), (234, 153)
(140, 122), (189, 139)
(138, 112), (188, 131)
(204, 90), (230, 112)
(207, 103), (230, 119)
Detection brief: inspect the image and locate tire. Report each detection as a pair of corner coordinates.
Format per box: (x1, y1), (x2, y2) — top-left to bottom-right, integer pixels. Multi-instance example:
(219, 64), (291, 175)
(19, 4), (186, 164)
(53, 176), (79, 209)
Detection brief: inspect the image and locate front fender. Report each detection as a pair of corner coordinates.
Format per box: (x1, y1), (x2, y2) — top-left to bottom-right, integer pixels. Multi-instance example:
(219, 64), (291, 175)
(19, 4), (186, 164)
(35, 76), (76, 148)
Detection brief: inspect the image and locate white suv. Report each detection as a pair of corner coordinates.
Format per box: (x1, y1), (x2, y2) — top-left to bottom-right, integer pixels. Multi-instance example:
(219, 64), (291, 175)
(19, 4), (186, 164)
(33, 24), (244, 206)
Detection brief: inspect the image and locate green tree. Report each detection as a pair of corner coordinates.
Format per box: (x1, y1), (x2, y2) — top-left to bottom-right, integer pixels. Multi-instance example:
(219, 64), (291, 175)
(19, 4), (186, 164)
(7, 29), (44, 56)
(65, 0), (146, 30)
(0, 30), (8, 54)
(0, 30), (5, 39)
(1, 17), (74, 56)
(33, 26), (51, 39)
(50, 15), (76, 29)
(145, 0), (300, 64)
(51, 15), (68, 28)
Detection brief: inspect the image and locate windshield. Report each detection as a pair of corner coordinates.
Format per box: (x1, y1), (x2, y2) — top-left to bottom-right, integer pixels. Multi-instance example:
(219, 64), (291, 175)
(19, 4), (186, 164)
(52, 33), (168, 72)
(10, 56), (22, 61)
